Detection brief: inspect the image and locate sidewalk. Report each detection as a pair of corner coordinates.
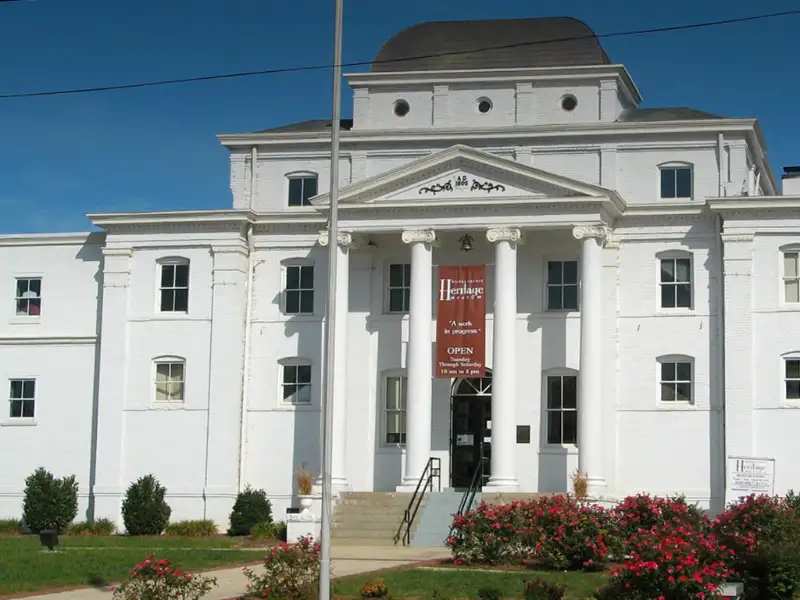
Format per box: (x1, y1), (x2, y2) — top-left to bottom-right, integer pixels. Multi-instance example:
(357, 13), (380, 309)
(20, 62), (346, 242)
(7, 545), (450, 600)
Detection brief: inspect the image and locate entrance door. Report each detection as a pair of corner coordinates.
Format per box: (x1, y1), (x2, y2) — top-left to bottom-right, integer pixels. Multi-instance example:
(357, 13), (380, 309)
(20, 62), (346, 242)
(450, 374), (492, 489)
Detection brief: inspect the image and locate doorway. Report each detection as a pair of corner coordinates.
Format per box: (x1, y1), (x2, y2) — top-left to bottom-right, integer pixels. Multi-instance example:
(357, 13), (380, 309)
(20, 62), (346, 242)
(450, 372), (492, 489)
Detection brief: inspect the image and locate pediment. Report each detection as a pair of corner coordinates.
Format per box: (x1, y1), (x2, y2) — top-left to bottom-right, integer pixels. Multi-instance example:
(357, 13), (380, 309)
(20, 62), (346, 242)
(311, 144), (618, 207)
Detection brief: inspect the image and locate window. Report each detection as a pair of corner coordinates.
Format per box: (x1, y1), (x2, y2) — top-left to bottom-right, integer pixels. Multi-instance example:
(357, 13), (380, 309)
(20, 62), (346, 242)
(387, 264), (411, 313)
(660, 360), (692, 402)
(154, 361), (185, 402)
(384, 374), (407, 444)
(159, 262), (189, 313)
(660, 257), (692, 309)
(784, 252), (800, 303)
(785, 359), (800, 400)
(546, 261), (579, 311)
(287, 175), (318, 207)
(284, 265), (314, 315)
(9, 379), (35, 419)
(545, 374), (577, 445)
(660, 166), (692, 199)
(282, 362), (312, 404)
(15, 278), (41, 316)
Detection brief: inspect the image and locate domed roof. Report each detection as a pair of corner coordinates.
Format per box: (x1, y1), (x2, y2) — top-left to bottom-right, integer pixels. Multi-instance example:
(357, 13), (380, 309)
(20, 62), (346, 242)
(371, 17), (611, 73)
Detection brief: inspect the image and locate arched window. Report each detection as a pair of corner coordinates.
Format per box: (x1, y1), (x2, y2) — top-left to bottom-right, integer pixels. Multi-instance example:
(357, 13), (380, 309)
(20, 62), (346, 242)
(279, 357), (313, 405)
(286, 172), (318, 207)
(153, 355), (186, 403)
(656, 354), (694, 403)
(658, 161), (693, 199)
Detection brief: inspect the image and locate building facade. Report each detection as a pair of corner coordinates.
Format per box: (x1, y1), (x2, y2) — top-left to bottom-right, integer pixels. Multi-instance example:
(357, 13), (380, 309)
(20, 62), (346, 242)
(1, 17), (798, 528)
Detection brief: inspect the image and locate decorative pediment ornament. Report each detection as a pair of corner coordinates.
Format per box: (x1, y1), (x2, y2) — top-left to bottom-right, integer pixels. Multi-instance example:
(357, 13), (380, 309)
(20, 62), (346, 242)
(419, 175), (506, 195)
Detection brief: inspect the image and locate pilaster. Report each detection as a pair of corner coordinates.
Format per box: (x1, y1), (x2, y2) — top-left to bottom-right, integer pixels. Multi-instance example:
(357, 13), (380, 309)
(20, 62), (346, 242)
(515, 83), (534, 125)
(432, 85), (450, 127)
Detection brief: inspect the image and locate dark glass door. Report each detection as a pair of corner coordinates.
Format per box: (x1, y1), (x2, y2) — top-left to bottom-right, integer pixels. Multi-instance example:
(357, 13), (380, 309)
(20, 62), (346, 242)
(450, 395), (491, 488)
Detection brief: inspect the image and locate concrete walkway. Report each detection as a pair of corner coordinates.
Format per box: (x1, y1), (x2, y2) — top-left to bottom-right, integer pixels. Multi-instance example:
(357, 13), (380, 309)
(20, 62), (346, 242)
(11, 545), (450, 600)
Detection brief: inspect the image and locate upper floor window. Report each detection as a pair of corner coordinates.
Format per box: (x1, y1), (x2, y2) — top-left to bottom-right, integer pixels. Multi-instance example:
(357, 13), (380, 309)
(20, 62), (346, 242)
(659, 257), (692, 309)
(387, 264), (411, 313)
(546, 260), (579, 311)
(660, 166), (692, 199)
(784, 251), (800, 304)
(281, 360), (312, 404)
(785, 359), (800, 400)
(9, 379), (35, 419)
(545, 373), (577, 445)
(287, 175), (318, 207)
(159, 261), (189, 313)
(384, 373), (407, 444)
(15, 277), (42, 317)
(284, 264), (314, 315)
(154, 359), (185, 403)
(659, 358), (692, 402)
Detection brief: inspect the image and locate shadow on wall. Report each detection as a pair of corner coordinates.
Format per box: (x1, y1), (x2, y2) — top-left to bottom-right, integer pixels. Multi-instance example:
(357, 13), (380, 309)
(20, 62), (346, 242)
(74, 233), (105, 522)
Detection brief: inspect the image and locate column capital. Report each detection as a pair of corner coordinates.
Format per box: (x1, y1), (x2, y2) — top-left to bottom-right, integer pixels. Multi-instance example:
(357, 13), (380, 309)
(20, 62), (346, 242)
(572, 225), (609, 242)
(486, 227), (524, 244)
(317, 230), (365, 249)
(401, 229), (436, 245)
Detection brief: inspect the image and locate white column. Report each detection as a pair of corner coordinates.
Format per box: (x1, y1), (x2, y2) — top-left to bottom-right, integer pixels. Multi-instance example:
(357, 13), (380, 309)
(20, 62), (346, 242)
(485, 227), (523, 490)
(573, 225), (608, 497)
(398, 229), (436, 491)
(318, 231), (362, 492)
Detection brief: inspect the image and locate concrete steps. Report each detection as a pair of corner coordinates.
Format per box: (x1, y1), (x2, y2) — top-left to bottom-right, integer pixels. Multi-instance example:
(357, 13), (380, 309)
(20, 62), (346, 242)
(412, 489), (474, 547)
(331, 492), (425, 546)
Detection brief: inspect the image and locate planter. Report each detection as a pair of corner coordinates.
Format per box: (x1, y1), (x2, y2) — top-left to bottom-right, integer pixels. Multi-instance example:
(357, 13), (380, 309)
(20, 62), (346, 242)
(298, 495), (313, 513)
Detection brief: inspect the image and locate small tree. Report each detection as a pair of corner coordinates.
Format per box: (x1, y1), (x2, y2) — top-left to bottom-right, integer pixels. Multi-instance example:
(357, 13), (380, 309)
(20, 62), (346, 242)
(22, 467), (79, 533)
(122, 475), (171, 536)
(228, 486), (272, 536)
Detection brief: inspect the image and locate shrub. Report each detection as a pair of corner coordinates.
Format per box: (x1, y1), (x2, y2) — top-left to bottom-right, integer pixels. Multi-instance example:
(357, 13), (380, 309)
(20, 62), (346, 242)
(69, 518), (116, 536)
(165, 520), (217, 537)
(243, 536), (320, 600)
(612, 494), (708, 552)
(228, 486), (272, 537)
(112, 556), (217, 600)
(523, 578), (566, 600)
(713, 494), (800, 600)
(476, 587), (503, 600)
(250, 520), (286, 541)
(0, 519), (21, 535)
(121, 475), (171, 536)
(360, 578), (389, 598)
(594, 523), (734, 600)
(22, 467), (79, 533)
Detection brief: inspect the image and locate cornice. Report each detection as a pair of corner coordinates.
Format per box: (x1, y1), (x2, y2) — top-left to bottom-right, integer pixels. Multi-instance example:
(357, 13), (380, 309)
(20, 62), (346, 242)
(707, 196), (800, 213)
(89, 209), (255, 228)
(0, 232), (104, 247)
(0, 335), (98, 346)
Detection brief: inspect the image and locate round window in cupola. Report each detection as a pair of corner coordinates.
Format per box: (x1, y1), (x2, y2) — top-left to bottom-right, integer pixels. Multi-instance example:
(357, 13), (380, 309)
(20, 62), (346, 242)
(561, 94), (578, 112)
(477, 98), (493, 114)
(394, 99), (410, 117)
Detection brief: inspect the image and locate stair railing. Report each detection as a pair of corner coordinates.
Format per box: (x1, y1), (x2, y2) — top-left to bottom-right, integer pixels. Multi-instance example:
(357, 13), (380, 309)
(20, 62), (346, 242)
(450, 446), (488, 539)
(393, 456), (442, 546)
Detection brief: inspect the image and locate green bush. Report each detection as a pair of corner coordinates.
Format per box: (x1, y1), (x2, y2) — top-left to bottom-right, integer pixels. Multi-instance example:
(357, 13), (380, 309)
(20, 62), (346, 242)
(249, 520), (286, 541)
(476, 587), (503, 600)
(68, 518), (116, 536)
(523, 578), (566, 600)
(165, 520), (218, 537)
(22, 467), (79, 533)
(121, 475), (171, 536)
(0, 518), (21, 535)
(228, 486), (272, 536)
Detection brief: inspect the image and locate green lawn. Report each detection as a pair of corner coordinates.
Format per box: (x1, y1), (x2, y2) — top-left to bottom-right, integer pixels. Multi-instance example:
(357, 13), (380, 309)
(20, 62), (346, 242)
(0, 535), (266, 595)
(334, 567), (608, 600)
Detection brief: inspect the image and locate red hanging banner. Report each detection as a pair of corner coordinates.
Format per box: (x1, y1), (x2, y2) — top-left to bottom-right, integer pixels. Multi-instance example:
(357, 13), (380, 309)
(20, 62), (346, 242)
(435, 265), (487, 378)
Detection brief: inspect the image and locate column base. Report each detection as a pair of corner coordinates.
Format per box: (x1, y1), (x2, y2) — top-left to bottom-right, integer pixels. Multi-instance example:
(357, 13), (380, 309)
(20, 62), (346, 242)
(483, 477), (519, 493)
(312, 477), (349, 496)
(585, 476), (607, 498)
(396, 476), (430, 493)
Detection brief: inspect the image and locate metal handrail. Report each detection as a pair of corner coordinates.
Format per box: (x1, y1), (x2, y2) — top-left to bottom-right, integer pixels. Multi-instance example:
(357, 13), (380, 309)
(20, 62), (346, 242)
(450, 446), (488, 538)
(393, 456), (442, 546)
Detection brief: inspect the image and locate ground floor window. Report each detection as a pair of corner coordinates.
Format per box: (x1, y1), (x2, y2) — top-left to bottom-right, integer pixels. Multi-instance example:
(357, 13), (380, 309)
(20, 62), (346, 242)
(545, 374), (577, 445)
(786, 359), (800, 400)
(9, 379), (36, 419)
(384, 374), (407, 444)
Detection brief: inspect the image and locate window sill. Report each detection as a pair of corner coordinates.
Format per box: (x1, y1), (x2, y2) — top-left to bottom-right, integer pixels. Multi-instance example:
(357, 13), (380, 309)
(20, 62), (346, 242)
(275, 403), (317, 412)
(377, 444), (405, 454)
(9, 316), (41, 325)
(539, 310), (580, 317)
(656, 402), (695, 410)
(540, 445), (578, 455)
(153, 312), (191, 320)
(656, 308), (695, 316)
(149, 402), (187, 411)
(1, 419), (37, 427)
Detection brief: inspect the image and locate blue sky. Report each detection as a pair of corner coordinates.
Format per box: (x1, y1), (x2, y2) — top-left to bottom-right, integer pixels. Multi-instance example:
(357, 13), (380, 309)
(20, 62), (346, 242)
(0, 0), (798, 234)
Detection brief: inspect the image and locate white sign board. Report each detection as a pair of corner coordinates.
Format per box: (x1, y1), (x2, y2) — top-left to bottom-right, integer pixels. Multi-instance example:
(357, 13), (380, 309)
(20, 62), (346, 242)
(726, 456), (775, 502)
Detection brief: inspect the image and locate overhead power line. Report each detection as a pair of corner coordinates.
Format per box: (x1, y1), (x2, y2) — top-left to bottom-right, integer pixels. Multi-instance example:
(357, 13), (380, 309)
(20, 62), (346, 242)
(1, 9), (798, 100)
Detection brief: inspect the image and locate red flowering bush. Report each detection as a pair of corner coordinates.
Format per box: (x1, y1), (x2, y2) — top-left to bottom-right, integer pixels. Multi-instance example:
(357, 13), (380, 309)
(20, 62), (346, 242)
(243, 536), (320, 600)
(613, 494), (709, 554)
(112, 557), (217, 600)
(594, 523), (734, 599)
(446, 495), (613, 570)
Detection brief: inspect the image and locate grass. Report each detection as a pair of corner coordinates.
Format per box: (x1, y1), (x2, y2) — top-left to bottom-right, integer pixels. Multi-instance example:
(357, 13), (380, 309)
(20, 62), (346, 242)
(334, 567), (608, 600)
(0, 535), (268, 595)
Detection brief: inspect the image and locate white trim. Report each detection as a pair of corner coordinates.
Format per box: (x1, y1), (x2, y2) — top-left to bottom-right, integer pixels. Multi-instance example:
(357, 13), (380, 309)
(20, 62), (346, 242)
(278, 357), (313, 406)
(0, 232), (102, 247)
(155, 258), (190, 316)
(380, 369), (407, 447)
(152, 356), (186, 405)
(656, 354), (694, 405)
(385, 262), (411, 314)
(285, 171), (319, 208)
(780, 351), (800, 402)
(281, 261), (316, 316)
(542, 257), (580, 313)
(658, 162), (694, 200)
(655, 250), (694, 313)
(779, 246), (800, 307)
(541, 368), (578, 449)
(7, 377), (37, 421)
(0, 335), (97, 346)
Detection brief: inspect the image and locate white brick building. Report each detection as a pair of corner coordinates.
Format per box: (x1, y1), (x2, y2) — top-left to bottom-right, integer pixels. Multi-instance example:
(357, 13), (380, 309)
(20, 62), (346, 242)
(1, 17), (797, 528)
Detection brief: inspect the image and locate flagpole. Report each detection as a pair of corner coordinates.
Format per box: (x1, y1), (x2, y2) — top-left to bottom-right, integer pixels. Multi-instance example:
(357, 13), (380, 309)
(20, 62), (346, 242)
(320, 0), (344, 598)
